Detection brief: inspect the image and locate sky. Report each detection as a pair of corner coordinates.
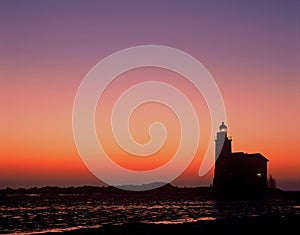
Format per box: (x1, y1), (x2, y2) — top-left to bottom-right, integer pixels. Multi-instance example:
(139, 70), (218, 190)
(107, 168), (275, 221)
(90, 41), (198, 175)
(0, 0), (299, 190)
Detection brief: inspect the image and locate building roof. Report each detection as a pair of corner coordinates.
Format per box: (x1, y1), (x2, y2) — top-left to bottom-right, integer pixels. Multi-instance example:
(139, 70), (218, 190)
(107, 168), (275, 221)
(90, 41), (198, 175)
(231, 152), (269, 162)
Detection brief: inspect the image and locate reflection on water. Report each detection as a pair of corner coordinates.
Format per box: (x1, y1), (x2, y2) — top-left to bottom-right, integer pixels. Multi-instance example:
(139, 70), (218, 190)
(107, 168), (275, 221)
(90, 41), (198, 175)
(4, 225), (102, 235)
(151, 217), (215, 225)
(0, 194), (299, 234)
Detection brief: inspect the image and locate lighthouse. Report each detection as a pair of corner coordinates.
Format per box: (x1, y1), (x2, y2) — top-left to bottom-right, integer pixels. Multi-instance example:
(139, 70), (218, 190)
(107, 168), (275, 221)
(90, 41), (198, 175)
(213, 122), (269, 192)
(215, 121), (232, 161)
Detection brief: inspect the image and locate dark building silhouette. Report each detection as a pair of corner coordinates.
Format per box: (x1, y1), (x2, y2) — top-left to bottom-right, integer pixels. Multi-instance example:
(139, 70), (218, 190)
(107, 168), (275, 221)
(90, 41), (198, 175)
(213, 122), (268, 192)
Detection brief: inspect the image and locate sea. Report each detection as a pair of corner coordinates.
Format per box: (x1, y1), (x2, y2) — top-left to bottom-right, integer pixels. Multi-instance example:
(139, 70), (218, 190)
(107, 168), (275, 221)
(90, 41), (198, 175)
(0, 189), (299, 234)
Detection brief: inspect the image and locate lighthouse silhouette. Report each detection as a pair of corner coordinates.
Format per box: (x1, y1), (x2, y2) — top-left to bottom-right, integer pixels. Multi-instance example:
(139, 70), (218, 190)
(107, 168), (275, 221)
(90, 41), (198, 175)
(213, 122), (269, 192)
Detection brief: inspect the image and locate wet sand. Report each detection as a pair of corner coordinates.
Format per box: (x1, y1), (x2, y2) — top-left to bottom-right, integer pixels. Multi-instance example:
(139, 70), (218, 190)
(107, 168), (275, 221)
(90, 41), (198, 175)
(42, 214), (299, 235)
(2, 186), (299, 234)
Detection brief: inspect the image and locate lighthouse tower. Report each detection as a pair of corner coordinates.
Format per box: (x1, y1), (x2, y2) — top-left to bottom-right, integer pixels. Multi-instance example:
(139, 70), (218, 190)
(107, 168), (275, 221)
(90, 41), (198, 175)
(215, 122), (232, 161)
(213, 122), (232, 190)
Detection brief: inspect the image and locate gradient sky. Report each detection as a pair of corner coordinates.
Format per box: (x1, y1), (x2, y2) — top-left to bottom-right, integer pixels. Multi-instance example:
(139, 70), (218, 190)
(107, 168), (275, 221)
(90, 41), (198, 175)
(0, 0), (299, 190)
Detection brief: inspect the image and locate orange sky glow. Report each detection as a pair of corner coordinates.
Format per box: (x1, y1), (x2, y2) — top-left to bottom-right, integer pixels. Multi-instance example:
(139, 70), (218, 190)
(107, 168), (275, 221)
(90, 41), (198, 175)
(0, 1), (299, 190)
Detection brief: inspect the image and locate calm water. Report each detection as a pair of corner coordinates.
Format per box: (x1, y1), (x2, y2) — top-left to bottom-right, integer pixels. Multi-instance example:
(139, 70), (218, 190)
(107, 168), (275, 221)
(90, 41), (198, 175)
(0, 193), (299, 234)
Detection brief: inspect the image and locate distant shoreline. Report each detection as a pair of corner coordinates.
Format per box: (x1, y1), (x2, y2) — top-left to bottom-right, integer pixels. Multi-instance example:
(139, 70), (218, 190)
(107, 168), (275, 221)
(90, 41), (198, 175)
(1, 183), (297, 194)
(1, 184), (299, 201)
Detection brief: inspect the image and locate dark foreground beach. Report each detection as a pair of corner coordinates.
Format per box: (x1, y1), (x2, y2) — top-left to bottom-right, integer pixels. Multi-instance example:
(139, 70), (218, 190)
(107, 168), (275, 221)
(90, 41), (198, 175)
(1, 185), (300, 235)
(42, 214), (299, 235)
